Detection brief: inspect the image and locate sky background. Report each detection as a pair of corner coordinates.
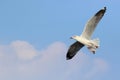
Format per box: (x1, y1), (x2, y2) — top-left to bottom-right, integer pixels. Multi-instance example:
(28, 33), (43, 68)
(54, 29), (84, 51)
(0, 0), (119, 80)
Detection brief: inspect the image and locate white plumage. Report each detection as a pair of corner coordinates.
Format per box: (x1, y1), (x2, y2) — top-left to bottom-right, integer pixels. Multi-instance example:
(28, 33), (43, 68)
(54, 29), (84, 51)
(66, 7), (106, 60)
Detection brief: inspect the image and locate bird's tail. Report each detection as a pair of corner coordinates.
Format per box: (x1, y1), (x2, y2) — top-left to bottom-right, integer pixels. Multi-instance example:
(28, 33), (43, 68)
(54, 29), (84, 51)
(92, 38), (100, 48)
(87, 38), (100, 54)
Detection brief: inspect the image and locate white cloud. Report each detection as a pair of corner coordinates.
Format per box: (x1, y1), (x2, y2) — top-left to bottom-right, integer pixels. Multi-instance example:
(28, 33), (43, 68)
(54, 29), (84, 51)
(10, 40), (38, 60)
(83, 58), (108, 80)
(0, 40), (109, 80)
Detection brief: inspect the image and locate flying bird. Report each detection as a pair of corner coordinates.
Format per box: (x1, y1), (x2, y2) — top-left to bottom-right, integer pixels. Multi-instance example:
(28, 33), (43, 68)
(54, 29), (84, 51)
(66, 7), (106, 60)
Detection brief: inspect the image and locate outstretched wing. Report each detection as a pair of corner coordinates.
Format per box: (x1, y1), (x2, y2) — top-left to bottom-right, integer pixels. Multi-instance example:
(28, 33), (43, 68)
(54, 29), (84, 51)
(66, 41), (84, 60)
(81, 7), (106, 39)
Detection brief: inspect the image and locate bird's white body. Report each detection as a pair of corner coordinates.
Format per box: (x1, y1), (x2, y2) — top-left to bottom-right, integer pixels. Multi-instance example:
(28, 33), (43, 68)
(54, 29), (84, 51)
(66, 7), (106, 60)
(72, 36), (90, 46)
(71, 35), (99, 53)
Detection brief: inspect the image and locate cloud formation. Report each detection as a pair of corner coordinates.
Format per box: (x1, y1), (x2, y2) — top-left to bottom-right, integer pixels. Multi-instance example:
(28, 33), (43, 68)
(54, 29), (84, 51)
(0, 40), (108, 80)
(11, 40), (38, 60)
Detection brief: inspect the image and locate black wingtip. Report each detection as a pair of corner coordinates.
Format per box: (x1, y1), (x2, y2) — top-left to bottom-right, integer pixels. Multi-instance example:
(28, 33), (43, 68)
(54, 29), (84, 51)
(95, 6), (107, 16)
(103, 6), (107, 11)
(66, 57), (70, 60)
(66, 52), (73, 60)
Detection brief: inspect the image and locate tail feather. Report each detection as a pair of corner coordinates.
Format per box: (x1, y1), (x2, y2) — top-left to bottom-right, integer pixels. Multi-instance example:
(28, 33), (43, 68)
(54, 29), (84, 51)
(87, 38), (100, 54)
(92, 38), (100, 47)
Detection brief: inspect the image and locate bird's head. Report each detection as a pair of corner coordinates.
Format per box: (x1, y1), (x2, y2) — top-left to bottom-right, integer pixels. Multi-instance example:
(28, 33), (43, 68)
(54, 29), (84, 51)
(70, 35), (80, 40)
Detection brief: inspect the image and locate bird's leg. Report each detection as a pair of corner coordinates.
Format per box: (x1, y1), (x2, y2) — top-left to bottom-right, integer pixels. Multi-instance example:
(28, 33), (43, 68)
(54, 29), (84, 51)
(92, 51), (96, 54)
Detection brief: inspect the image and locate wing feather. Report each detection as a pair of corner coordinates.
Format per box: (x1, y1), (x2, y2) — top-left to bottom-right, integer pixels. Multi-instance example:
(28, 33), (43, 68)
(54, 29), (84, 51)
(81, 7), (106, 39)
(66, 41), (84, 60)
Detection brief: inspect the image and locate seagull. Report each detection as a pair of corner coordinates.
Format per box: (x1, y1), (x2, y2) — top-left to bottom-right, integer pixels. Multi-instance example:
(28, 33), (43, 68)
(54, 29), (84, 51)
(66, 7), (106, 60)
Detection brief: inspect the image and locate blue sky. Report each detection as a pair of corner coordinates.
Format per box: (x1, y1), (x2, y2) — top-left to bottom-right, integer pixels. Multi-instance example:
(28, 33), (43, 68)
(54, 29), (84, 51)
(0, 0), (120, 80)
